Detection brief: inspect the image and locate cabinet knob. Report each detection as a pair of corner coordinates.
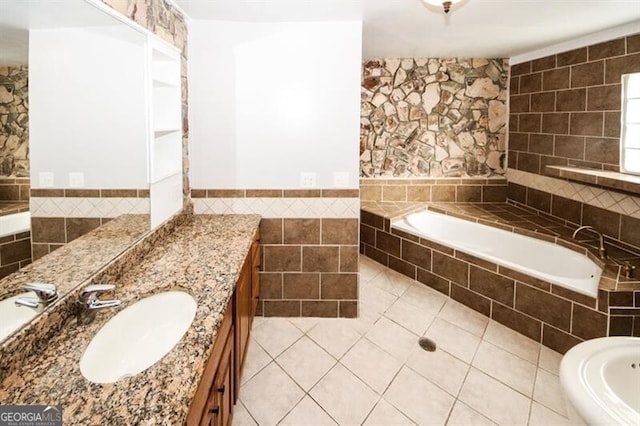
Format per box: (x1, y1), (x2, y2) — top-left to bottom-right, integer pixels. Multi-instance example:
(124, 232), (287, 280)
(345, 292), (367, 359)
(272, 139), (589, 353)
(217, 385), (225, 393)
(209, 406), (220, 415)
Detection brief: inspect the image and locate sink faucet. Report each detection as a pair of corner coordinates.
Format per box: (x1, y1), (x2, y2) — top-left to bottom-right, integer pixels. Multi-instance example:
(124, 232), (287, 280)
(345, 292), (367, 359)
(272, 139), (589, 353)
(572, 225), (607, 259)
(76, 284), (122, 325)
(15, 283), (58, 309)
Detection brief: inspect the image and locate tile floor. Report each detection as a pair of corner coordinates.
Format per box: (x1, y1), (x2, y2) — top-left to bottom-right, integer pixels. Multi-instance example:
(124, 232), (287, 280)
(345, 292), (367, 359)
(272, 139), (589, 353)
(234, 257), (575, 425)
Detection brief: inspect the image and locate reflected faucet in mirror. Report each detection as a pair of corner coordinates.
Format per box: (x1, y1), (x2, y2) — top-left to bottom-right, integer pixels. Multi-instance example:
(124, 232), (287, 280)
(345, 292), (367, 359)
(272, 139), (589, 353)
(14, 283), (57, 309)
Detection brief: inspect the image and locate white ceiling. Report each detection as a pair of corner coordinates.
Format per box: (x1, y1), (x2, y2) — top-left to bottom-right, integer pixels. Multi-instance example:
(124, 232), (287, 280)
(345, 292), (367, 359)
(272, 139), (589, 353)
(174, 0), (640, 59)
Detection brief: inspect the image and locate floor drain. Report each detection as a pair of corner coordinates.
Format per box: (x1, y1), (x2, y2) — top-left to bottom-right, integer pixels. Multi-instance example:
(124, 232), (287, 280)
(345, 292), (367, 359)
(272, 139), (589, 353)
(418, 337), (437, 352)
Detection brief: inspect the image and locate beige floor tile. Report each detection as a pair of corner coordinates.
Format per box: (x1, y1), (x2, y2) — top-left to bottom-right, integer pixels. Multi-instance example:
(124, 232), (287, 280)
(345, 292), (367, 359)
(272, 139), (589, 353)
(239, 362), (304, 426)
(483, 320), (540, 364)
(446, 401), (496, 426)
(276, 336), (336, 391)
(538, 346), (563, 376)
(287, 317), (320, 333)
(533, 368), (567, 417)
(425, 318), (481, 363)
(348, 301), (381, 334)
(399, 283), (448, 315)
(383, 366), (455, 425)
(279, 395), (337, 425)
(307, 319), (362, 359)
(359, 256), (386, 283)
(458, 368), (531, 425)
(241, 337), (272, 385)
(341, 337), (403, 393)
(251, 318), (303, 358)
(309, 363), (379, 425)
(231, 401), (257, 426)
(384, 298), (436, 335)
(529, 401), (573, 425)
(438, 299), (489, 337)
(405, 345), (469, 397)
(360, 281), (398, 314)
(366, 316), (419, 362)
(364, 399), (416, 425)
(369, 269), (414, 296)
(472, 341), (537, 397)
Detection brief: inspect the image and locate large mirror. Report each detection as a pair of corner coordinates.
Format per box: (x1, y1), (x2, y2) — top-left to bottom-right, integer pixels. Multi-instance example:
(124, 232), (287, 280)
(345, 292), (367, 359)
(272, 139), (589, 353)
(0, 0), (165, 343)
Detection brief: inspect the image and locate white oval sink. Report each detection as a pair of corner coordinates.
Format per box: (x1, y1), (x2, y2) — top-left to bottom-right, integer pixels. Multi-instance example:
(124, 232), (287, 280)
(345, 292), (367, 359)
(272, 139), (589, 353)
(560, 336), (640, 425)
(80, 291), (196, 384)
(0, 292), (39, 341)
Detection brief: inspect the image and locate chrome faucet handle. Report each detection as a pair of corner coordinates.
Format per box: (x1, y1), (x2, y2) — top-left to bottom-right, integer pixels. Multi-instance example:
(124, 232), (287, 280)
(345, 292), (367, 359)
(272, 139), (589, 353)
(79, 284), (116, 303)
(623, 262), (636, 279)
(21, 283), (57, 302)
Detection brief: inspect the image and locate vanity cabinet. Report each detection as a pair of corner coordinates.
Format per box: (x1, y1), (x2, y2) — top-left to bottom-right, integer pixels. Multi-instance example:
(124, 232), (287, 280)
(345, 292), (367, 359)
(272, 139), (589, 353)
(187, 233), (260, 425)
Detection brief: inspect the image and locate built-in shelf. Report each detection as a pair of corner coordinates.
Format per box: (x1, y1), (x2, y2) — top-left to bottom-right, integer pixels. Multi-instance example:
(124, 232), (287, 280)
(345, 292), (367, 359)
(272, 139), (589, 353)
(546, 166), (640, 196)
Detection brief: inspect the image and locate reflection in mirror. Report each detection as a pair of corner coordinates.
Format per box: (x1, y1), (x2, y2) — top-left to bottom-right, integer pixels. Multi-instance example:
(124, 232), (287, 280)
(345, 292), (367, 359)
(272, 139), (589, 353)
(0, 0), (159, 344)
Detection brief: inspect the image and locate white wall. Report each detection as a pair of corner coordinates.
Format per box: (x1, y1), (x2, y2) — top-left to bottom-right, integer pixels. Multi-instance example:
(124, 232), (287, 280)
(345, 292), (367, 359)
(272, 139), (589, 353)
(30, 26), (148, 189)
(189, 20), (362, 189)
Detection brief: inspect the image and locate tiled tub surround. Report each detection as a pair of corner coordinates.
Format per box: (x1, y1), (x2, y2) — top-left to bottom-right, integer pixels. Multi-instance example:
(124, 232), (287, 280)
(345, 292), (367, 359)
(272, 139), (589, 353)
(0, 214), (260, 423)
(360, 202), (640, 354)
(361, 58), (509, 178)
(193, 189), (360, 318)
(361, 177), (507, 203)
(30, 188), (150, 260)
(0, 66), (29, 177)
(0, 230), (31, 279)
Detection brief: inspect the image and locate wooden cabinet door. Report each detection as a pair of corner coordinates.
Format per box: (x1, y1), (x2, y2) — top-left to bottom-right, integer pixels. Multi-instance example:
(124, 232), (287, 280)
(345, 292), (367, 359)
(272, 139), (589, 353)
(250, 240), (261, 318)
(234, 256), (252, 402)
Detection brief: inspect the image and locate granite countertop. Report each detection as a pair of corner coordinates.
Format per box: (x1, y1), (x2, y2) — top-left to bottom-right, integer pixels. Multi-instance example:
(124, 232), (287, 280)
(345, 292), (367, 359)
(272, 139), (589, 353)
(0, 214), (261, 424)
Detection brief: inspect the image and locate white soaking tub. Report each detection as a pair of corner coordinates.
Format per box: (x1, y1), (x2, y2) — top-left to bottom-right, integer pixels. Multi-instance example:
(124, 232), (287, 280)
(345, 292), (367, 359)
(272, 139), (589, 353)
(393, 210), (602, 298)
(0, 211), (31, 238)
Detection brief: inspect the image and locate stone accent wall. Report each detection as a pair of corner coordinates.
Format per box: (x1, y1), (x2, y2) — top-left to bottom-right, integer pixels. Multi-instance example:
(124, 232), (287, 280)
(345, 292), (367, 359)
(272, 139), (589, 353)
(361, 58), (509, 178)
(508, 34), (640, 249)
(192, 189), (360, 318)
(0, 66), (28, 177)
(30, 188), (149, 260)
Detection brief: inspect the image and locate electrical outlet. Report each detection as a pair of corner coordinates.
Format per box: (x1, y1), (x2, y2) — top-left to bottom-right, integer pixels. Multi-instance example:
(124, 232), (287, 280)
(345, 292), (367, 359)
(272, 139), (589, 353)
(333, 172), (349, 188)
(39, 172), (54, 187)
(300, 172), (316, 188)
(69, 172), (84, 188)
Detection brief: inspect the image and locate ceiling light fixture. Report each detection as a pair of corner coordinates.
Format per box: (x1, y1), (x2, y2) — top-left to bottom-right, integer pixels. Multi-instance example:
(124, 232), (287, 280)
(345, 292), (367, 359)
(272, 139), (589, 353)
(422, 0), (463, 14)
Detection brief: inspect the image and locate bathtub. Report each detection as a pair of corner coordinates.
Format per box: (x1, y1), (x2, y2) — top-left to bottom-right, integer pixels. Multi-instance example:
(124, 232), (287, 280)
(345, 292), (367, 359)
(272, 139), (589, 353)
(0, 211), (31, 238)
(393, 210), (602, 298)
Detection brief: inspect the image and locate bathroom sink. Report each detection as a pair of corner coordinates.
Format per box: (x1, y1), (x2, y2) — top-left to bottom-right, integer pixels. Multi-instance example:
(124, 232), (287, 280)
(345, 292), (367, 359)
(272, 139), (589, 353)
(560, 336), (640, 425)
(0, 292), (40, 341)
(80, 291), (197, 384)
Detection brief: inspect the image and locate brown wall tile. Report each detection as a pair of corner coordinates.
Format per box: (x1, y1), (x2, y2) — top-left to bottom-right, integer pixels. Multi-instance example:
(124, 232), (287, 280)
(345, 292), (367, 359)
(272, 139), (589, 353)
(532, 55), (556, 72)
(417, 268), (449, 295)
(0, 239), (31, 265)
(431, 185), (456, 202)
(382, 185), (406, 201)
(388, 256), (416, 279)
(520, 72), (542, 93)
(542, 324), (581, 354)
(482, 185), (507, 202)
(31, 244), (49, 261)
(519, 113), (542, 132)
(554, 135), (585, 160)
(401, 240), (431, 270)
(557, 47), (587, 67)
(571, 61), (604, 87)
(530, 92), (556, 112)
(529, 134), (554, 155)
(340, 246), (359, 272)
(570, 112), (603, 136)
(66, 218), (101, 243)
(263, 300), (301, 317)
(511, 62), (531, 76)
(603, 111), (621, 137)
(469, 266), (514, 306)
(609, 316), (633, 336)
(507, 182), (527, 204)
(450, 284), (491, 317)
(620, 215), (640, 248)
(543, 68), (570, 90)
(492, 303), (542, 341)
(264, 246), (301, 272)
(511, 95), (530, 113)
(516, 283), (572, 331)
(456, 185), (482, 202)
(551, 195), (582, 224)
(587, 84), (621, 111)
(320, 273), (357, 299)
(361, 210), (384, 229)
(283, 273), (320, 299)
(406, 185), (431, 202)
(584, 137), (619, 164)
(360, 224), (376, 246)
(556, 88), (586, 111)
(259, 273), (283, 299)
(517, 152), (541, 174)
(589, 38), (626, 61)
(433, 251), (468, 286)
(376, 230), (401, 257)
(605, 53), (640, 84)
(526, 188), (551, 213)
(260, 219), (283, 244)
(322, 219), (359, 244)
(302, 300), (338, 317)
(339, 300), (358, 318)
(364, 245), (388, 266)
(582, 204), (621, 240)
(542, 113), (569, 134)
(302, 246), (339, 272)
(31, 217), (66, 244)
(284, 219), (320, 244)
(571, 304), (608, 340)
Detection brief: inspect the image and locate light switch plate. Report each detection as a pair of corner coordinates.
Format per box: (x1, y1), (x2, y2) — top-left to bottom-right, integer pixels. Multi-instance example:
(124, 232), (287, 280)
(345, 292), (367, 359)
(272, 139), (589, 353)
(300, 172), (316, 188)
(39, 172), (54, 187)
(69, 172), (84, 188)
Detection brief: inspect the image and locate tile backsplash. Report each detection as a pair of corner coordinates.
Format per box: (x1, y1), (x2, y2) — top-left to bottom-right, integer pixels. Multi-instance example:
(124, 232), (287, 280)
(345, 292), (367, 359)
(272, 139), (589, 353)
(361, 58), (509, 178)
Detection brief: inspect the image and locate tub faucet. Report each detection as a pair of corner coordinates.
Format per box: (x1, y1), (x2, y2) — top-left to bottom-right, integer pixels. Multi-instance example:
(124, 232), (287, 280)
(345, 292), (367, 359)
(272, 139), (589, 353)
(76, 284), (122, 325)
(572, 225), (607, 259)
(15, 283), (58, 309)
